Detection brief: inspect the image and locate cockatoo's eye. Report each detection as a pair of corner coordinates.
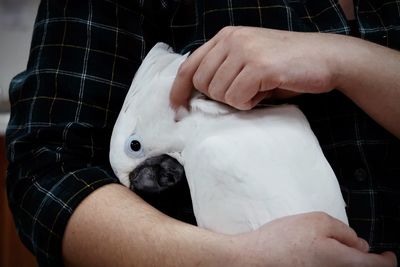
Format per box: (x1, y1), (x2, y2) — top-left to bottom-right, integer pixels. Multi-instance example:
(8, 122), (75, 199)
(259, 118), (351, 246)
(125, 134), (144, 158)
(130, 140), (141, 152)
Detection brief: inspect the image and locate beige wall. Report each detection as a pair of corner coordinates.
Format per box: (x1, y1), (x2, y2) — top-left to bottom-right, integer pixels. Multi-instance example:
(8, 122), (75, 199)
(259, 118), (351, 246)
(0, 0), (40, 111)
(0, 3), (40, 266)
(0, 0), (40, 133)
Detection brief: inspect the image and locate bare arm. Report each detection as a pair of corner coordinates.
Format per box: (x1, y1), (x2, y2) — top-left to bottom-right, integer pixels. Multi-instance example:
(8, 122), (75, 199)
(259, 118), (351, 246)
(62, 184), (396, 267)
(335, 36), (400, 138)
(170, 27), (400, 138)
(62, 184), (231, 267)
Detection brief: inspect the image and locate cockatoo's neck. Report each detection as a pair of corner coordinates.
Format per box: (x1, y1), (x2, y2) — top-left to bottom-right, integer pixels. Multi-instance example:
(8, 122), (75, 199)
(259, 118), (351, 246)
(174, 109), (222, 149)
(172, 95), (238, 151)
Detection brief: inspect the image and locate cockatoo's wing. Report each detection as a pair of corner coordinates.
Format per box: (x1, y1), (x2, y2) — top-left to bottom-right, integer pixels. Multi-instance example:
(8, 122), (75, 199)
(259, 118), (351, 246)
(182, 105), (348, 235)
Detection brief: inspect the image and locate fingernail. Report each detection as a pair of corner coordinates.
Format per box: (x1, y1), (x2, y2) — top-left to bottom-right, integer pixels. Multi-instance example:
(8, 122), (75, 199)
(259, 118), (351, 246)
(174, 106), (189, 122)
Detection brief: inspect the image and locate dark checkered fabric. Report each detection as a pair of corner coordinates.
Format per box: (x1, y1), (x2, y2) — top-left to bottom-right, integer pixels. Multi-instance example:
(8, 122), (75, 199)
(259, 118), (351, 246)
(6, 0), (400, 266)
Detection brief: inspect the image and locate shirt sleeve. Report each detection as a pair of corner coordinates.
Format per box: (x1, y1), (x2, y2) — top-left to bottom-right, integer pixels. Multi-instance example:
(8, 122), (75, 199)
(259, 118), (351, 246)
(5, 1), (168, 266)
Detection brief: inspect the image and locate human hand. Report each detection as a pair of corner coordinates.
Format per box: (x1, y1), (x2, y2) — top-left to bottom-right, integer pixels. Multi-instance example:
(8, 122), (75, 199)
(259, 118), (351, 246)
(170, 26), (345, 110)
(229, 212), (397, 267)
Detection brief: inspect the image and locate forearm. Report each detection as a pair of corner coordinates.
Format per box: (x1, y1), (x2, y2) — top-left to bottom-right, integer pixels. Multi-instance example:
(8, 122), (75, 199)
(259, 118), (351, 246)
(62, 184), (236, 267)
(334, 36), (400, 138)
(61, 181), (397, 267)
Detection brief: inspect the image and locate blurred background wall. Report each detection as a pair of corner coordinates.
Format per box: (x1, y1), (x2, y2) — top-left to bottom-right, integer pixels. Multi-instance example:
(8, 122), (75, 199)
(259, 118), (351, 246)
(0, 0), (39, 103)
(0, 0), (40, 266)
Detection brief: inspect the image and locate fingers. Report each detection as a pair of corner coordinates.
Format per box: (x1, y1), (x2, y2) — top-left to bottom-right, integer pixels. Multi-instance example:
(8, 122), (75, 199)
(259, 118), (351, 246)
(171, 26), (249, 110)
(170, 37), (216, 110)
(207, 56), (243, 101)
(171, 25), (304, 111)
(323, 239), (397, 267)
(225, 66), (278, 110)
(193, 44), (228, 98)
(313, 213), (367, 252)
(224, 66), (261, 108)
(170, 27), (235, 109)
(348, 250), (397, 267)
(311, 213), (397, 267)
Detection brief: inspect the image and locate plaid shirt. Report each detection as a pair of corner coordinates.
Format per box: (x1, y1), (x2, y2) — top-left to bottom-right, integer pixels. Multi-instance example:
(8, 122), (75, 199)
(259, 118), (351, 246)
(6, 0), (400, 266)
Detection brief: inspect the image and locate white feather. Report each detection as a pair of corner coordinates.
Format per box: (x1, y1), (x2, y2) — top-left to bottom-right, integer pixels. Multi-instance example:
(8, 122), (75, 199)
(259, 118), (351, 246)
(110, 42), (348, 234)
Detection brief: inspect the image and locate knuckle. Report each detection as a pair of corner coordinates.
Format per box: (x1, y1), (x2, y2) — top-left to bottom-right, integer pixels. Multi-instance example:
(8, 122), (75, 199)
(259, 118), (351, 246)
(313, 211), (330, 220)
(192, 72), (204, 90)
(230, 26), (250, 42)
(219, 26), (235, 36)
(321, 213), (335, 226)
(208, 80), (225, 101)
(308, 211), (332, 226)
(218, 26), (245, 43)
(348, 227), (358, 238)
(231, 26), (244, 36)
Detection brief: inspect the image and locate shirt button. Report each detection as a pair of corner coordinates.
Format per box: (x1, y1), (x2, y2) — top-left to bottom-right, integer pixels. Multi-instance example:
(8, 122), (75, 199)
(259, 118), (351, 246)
(354, 168), (367, 182)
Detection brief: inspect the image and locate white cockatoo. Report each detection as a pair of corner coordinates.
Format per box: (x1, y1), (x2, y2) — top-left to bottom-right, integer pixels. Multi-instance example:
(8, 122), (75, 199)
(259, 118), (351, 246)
(109, 42), (348, 235)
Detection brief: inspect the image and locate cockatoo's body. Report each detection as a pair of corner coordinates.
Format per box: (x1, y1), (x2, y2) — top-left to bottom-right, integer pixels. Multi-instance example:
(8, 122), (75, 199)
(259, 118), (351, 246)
(110, 43), (348, 235)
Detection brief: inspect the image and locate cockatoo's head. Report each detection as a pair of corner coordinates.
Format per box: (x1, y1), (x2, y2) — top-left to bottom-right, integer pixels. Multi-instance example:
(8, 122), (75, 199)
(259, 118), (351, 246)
(110, 43), (189, 191)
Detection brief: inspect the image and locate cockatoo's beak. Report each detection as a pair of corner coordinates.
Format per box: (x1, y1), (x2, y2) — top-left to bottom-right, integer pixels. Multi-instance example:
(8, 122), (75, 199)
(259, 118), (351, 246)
(166, 151), (184, 165)
(129, 154), (186, 194)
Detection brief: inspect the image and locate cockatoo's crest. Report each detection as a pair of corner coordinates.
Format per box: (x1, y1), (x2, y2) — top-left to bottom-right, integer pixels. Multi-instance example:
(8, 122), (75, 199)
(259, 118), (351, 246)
(123, 43), (188, 114)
